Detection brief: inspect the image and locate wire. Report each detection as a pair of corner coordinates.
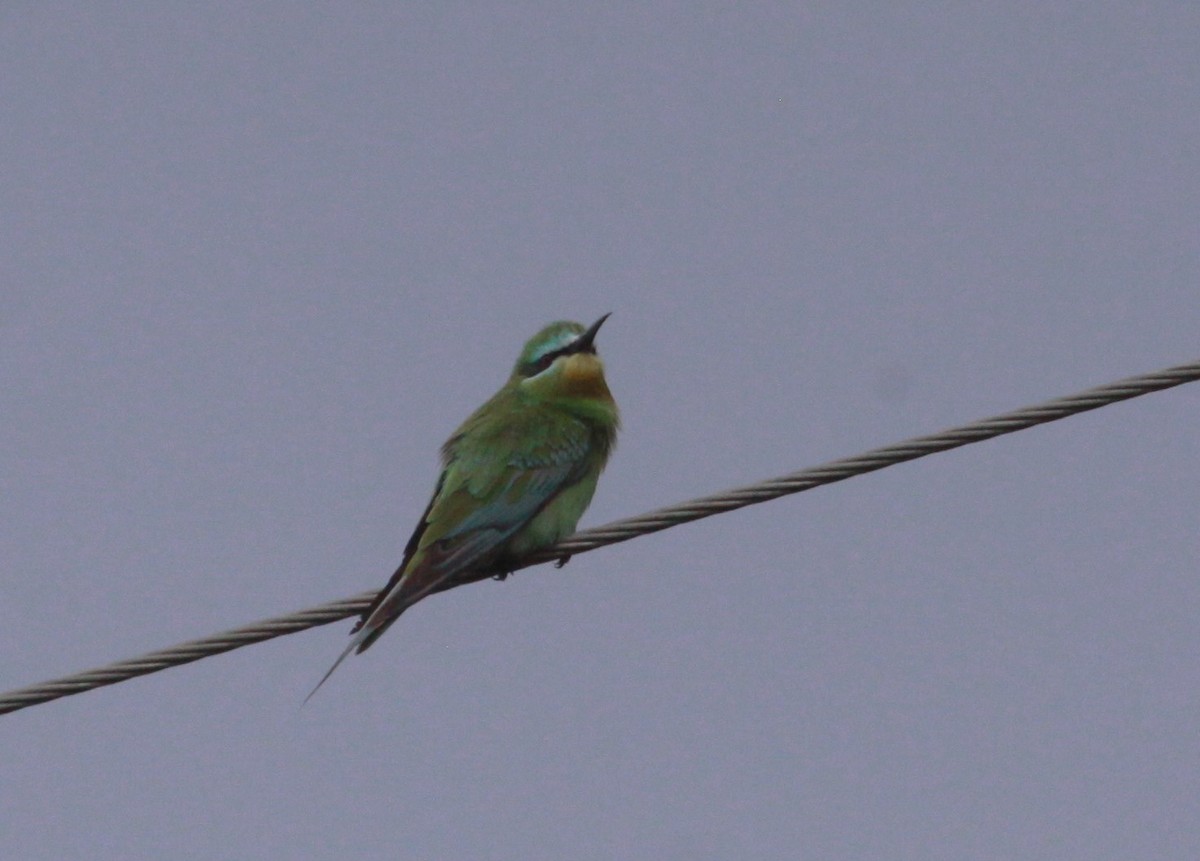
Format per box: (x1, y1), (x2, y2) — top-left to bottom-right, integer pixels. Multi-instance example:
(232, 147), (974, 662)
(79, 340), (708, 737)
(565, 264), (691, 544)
(2, 359), (1197, 716)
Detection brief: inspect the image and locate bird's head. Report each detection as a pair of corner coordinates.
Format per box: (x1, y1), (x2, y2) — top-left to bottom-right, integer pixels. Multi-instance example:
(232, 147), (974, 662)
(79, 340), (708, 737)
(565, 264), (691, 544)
(511, 314), (615, 406)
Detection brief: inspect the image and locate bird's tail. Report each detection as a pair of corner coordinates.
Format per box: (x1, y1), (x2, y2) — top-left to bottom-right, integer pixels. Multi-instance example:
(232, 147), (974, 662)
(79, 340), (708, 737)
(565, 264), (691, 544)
(302, 623), (374, 705)
(303, 561), (460, 703)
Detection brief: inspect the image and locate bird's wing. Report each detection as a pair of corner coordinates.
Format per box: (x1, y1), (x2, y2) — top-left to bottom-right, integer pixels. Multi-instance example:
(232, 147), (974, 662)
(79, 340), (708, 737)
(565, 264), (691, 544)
(348, 471), (444, 638)
(353, 410), (593, 648)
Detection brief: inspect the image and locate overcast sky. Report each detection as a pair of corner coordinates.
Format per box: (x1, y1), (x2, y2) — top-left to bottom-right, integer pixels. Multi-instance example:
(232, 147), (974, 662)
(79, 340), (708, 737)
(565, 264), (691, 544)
(3, 5), (1199, 859)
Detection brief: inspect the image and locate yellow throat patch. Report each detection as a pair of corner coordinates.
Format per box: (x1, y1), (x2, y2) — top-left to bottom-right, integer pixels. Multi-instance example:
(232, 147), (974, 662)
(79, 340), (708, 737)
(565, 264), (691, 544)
(560, 353), (612, 400)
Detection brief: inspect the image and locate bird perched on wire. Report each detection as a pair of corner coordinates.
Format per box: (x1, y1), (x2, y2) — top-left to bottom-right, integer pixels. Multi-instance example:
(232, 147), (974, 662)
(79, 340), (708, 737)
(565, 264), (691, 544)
(307, 314), (619, 699)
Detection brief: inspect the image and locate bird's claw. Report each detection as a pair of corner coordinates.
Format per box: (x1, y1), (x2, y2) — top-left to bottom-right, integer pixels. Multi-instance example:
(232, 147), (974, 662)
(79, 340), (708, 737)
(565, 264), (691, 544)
(555, 555), (571, 569)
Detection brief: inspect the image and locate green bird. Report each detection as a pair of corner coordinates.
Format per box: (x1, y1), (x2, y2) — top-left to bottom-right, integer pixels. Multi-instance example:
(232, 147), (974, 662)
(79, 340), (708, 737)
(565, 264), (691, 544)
(308, 314), (619, 698)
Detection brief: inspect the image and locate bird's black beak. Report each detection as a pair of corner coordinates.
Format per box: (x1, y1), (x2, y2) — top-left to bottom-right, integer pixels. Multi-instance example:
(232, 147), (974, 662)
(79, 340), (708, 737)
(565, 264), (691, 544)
(572, 313), (611, 354)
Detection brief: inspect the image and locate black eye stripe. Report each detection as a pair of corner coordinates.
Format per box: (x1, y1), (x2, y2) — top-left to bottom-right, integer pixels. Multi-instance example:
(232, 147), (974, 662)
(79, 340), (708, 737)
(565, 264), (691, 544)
(531, 347), (568, 374)
(523, 333), (595, 378)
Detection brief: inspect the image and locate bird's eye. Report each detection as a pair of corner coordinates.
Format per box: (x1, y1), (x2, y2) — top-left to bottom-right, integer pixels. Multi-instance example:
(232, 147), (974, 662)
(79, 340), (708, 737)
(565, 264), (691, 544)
(529, 351), (560, 375)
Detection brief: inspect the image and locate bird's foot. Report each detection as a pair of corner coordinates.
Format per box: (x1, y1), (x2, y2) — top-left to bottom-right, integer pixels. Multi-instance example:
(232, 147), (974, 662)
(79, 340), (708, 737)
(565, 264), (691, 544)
(492, 570), (512, 582)
(555, 555), (571, 569)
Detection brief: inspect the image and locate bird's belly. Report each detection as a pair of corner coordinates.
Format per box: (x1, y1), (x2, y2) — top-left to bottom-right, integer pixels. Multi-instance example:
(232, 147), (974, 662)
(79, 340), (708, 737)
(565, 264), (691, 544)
(506, 471), (600, 558)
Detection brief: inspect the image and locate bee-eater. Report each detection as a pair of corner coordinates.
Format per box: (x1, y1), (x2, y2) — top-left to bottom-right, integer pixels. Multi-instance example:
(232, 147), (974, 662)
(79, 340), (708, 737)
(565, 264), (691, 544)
(307, 314), (619, 698)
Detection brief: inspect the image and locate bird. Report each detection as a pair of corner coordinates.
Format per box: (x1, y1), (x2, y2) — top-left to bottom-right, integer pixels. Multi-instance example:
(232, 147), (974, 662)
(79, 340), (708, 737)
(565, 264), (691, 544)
(306, 314), (619, 700)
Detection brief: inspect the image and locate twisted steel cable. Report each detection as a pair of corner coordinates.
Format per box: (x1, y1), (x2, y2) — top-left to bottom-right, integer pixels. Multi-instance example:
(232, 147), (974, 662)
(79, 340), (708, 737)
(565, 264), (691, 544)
(2, 359), (1197, 716)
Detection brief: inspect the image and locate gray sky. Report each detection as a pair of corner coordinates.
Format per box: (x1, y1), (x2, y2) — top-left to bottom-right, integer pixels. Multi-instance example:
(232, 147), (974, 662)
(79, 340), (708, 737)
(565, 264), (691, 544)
(3, 4), (1198, 859)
